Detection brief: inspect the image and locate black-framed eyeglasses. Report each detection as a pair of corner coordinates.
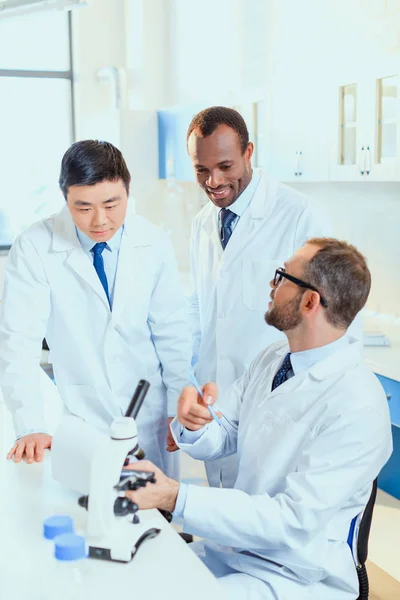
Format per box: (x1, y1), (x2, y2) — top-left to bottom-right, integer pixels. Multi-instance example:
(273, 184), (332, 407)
(273, 268), (328, 308)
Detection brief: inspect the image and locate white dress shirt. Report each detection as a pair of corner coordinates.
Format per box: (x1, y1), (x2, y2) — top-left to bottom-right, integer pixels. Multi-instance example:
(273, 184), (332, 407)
(217, 170), (261, 238)
(76, 226), (123, 308)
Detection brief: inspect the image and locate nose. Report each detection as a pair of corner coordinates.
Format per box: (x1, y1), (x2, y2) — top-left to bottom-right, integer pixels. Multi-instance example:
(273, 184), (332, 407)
(207, 170), (226, 189)
(92, 208), (108, 227)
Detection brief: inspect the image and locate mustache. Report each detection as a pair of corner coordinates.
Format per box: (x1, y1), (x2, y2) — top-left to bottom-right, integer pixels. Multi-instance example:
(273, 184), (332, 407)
(206, 185), (231, 192)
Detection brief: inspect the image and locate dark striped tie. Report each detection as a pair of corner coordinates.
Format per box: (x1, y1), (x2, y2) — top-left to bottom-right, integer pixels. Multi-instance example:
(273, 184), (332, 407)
(271, 352), (293, 391)
(220, 208), (237, 250)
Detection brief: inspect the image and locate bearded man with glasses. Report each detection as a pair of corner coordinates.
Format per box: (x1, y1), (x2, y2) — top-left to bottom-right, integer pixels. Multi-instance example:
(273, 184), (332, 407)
(124, 237), (392, 600)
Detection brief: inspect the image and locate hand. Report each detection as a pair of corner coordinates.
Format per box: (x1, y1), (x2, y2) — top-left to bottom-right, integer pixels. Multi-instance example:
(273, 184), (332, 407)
(166, 416), (179, 452)
(177, 382), (221, 431)
(7, 433), (52, 464)
(124, 460), (180, 512)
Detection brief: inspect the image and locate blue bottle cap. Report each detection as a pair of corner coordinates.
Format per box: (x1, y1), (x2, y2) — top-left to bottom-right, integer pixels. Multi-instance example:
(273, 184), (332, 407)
(54, 533), (87, 561)
(43, 515), (74, 540)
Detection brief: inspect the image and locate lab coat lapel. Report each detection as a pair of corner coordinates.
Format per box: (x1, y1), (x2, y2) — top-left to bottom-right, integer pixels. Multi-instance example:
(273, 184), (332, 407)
(220, 172), (276, 271)
(201, 204), (223, 256)
(51, 205), (111, 310)
(270, 337), (363, 399)
(111, 213), (151, 323)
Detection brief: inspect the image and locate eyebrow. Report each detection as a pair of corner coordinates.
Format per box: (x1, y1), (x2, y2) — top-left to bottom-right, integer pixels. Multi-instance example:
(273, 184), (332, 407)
(73, 196), (122, 206)
(194, 160), (233, 168)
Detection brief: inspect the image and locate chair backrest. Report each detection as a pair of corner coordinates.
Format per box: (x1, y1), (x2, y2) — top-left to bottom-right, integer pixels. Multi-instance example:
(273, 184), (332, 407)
(347, 478), (378, 567)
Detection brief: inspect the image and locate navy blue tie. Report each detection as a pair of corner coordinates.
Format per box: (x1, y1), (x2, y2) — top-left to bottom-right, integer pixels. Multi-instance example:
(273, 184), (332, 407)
(91, 242), (110, 306)
(271, 352), (293, 391)
(220, 208), (237, 250)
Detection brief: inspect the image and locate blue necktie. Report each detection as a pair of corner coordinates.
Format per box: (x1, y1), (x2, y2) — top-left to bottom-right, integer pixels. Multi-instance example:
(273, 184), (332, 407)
(91, 242), (110, 306)
(220, 208), (237, 250)
(272, 352), (293, 391)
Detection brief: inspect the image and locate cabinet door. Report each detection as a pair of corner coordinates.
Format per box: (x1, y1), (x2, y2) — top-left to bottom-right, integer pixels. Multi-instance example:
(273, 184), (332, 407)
(263, 0), (331, 183)
(366, 73), (400, 182)
(329, 80), (371, 181)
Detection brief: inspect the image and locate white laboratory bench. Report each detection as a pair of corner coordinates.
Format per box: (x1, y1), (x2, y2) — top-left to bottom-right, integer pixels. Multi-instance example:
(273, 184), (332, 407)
(0, 378), (223, 600)
(0, 456), (224, 600)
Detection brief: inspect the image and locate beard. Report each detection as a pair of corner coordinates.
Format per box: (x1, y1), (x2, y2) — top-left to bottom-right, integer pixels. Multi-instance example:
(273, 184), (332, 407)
(265, 292), (303, 331)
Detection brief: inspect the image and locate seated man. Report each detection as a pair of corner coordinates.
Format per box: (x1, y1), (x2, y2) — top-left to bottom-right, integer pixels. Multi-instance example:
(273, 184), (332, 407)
(125, 237), (392, 600)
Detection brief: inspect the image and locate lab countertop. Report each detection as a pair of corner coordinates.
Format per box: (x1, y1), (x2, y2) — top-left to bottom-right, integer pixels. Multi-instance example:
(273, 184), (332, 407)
(362, 316), (400, 382)
(0, 456), (224, 600)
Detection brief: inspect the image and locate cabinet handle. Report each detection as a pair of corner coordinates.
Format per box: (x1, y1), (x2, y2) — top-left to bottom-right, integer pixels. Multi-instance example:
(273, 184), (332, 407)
(294, 150), (303, 177)
(365, 145), (371, 175)
(387, 394), (392, 401)
(360, 146), (366, 175)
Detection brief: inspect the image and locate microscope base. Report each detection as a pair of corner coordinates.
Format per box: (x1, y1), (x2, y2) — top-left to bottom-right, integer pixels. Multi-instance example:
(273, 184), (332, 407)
(87, 520), (161, 562)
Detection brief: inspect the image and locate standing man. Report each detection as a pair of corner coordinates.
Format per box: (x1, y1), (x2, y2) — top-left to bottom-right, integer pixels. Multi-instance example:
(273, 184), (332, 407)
(187, 106), (329, 487)
(0, 140), (190, 476)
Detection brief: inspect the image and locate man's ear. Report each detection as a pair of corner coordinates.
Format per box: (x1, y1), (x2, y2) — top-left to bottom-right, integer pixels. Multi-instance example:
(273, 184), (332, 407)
(245, 142), (254, 162)
(302, 290), (320, 314)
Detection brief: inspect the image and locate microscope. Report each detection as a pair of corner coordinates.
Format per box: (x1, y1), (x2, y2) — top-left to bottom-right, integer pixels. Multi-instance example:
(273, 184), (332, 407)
(52, 380), (162, 563)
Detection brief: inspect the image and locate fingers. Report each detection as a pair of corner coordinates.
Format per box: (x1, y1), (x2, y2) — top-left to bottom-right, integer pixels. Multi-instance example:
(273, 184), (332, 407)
(179, 388), (213, 424)
(166, 429), (179, 452)
(126, 459), (156, 473)
(25, 442), (35, 464)
(6, 444), (17, 460)
(166, 437), (179, 452)
(35, 443), (45, 462)
(166, 443), (179, 452)
(202, 382), (218, 405)
(178, 386), (200, 417)
(13, 442), (26, 463)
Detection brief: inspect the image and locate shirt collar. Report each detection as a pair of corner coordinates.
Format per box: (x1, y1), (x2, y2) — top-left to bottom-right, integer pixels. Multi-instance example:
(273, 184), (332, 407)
(290, 334), (349, 376)
(76, 225), (124, 254)
(219, 169), (261, 219)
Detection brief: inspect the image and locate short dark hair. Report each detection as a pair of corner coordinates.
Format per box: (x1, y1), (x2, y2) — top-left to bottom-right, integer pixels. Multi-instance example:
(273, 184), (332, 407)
(186, 106), (250, 153)
(303, 238), (371, 328)
(59, 140), (131, 198)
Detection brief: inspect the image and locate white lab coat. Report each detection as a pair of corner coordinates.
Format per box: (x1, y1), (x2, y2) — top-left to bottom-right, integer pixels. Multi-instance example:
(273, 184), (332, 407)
(0, 205), (191, 476)
(172, 337), (392, 600)
(189, 169), (330, 487)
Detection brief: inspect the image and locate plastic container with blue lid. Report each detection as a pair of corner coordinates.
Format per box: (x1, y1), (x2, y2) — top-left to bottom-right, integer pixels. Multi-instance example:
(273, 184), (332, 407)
(43, 515), (74, 540)
(41, 534), (88, 600)
(54, 533), (87, 561)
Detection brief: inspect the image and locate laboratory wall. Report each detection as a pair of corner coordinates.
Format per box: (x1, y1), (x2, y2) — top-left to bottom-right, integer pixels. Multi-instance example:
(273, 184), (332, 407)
(0, 0), (399, 321)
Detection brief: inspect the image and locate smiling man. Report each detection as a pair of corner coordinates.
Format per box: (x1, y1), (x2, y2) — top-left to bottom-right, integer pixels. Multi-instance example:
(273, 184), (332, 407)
(0, 140), (190, 473)
(186, 106), (329, 489)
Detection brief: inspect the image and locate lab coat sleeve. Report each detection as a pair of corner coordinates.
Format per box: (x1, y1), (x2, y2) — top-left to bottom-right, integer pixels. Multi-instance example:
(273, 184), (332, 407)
(147, 234), (191, 417)
(180, 405), (392, 551)
(186, 222), (201, 365)
(0, 234), (51, 437)
(170, 369), (250, 460)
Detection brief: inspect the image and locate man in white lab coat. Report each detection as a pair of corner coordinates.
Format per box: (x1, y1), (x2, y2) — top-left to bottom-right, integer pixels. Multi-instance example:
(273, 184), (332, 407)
(187, 106), (329, 488)
(124, 238), (392, 600)
(0, 140), (190, 475)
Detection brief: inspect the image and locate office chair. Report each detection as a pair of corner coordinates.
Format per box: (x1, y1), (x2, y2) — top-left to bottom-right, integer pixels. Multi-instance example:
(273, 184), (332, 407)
(347, 478), (378, 600)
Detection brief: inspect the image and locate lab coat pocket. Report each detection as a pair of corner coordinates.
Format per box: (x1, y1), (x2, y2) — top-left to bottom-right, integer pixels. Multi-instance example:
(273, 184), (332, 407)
(242, 259), (285, 311)
(62, 384), (113, 430)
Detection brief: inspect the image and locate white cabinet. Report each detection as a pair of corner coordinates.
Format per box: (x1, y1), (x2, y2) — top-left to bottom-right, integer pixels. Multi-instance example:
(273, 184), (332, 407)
(330, 72), (400, 182)
(262, 0), (400, 183)
(263, 0), (332, 183)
